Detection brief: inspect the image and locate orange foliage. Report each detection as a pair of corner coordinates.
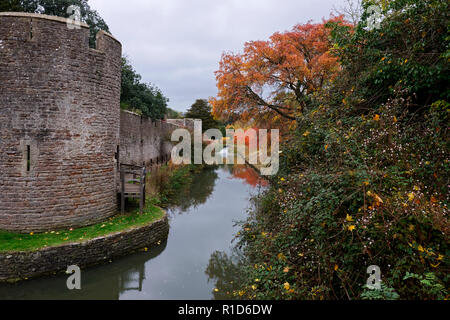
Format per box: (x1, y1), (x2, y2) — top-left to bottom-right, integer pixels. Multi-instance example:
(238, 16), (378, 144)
(233, 127), (268, 147)
(231, 165), (269, 187)
(210, 17), (349, 126)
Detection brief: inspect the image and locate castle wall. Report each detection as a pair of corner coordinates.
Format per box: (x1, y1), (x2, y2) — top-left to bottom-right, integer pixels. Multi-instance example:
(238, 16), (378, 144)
(0, 13), (122, 233)
(119, 110), (179, 167)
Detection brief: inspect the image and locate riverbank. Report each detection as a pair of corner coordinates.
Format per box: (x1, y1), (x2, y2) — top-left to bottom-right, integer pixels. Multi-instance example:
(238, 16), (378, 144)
(0, 205), (168, 282)
(1, 165), (263, 299)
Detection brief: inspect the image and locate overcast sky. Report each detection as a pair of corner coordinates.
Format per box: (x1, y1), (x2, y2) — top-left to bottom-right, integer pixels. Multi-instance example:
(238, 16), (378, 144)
(89, 0), (347, 112)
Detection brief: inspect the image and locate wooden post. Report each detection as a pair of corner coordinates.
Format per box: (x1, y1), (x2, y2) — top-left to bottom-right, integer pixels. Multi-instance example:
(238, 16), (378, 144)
(143, 167), (147, 207)
(139, 167), (145, 214)
(121, 167), (125, 214)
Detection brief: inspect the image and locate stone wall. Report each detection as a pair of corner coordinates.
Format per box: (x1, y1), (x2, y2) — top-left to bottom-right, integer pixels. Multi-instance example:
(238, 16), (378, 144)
(119, 110), (180, 167)
(166, 118), (198, 131)
(0, 214), (169, 282)
(0, 13), (122, 233)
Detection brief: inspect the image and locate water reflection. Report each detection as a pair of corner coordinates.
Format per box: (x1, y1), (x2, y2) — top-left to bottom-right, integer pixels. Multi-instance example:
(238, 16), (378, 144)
(167, 166), (219, 214)
(0, 240), (168, 300)
(227, 165), (269, 188)
(0, 165), (264, 300)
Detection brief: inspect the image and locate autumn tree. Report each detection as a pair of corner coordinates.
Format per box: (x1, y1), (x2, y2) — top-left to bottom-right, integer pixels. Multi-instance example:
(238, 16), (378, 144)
(210, 17), (349, 123)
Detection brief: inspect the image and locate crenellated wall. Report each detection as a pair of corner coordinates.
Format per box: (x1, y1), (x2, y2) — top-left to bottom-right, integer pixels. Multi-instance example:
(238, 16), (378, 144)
(0, 13), (122, 233)
(0, 13), (195, 234)
(119, 110), (179, 168)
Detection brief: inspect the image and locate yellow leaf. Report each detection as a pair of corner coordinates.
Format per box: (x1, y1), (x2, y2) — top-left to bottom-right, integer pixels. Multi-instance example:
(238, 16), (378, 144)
(284, 282), (290, 291)
(408, 193), (415, 202)
(303, 131), (310, 137)
(334, 264), (339, 271)
(346, 214), (354, 222)
(348, 225), (356, 232)
(373, 114), (380, 121)
(373, 193), (384, 204)
(430, 262), (441, 268)
(277, 253), (286, 261)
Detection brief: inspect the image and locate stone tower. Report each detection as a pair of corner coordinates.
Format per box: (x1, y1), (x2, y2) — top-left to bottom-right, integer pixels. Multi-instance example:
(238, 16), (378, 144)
(0, 13), (122, 233)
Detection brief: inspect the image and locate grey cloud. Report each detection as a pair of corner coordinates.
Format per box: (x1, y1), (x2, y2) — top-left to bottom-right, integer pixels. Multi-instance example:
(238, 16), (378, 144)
(90, 0), (347, 112)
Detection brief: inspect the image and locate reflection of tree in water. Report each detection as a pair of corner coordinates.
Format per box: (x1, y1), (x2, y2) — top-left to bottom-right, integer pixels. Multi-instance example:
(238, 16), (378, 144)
(167, 166), (219, 214)
(228, 165), (269, 187)
(205, 186), (268, 300)
(205, 250), (246, 300)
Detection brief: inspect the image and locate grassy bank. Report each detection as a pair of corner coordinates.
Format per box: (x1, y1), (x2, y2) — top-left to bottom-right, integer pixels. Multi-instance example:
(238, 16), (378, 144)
(0, 204), (165, 253)
(146, 163), (204, 207)
(0, 162), (199, 253)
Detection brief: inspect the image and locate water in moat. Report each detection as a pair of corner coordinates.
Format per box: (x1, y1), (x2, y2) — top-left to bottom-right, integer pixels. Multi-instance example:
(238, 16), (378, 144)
(0, 160), (267, 300)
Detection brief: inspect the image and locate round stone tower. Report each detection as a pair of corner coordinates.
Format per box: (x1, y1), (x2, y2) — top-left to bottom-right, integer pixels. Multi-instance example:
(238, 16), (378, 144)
(0, 13), (122, 233)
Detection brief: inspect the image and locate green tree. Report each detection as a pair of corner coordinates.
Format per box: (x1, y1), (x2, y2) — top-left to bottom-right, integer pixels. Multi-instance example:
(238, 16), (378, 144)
(327, 0), (449, 111)
(0, 0), (22, 11)
(185, 99), (219, 132)
(209, 0), (449, 300)
(166, 108), (182, 119)
(1, 0), (109, 47)
(120, 57), (168, 120)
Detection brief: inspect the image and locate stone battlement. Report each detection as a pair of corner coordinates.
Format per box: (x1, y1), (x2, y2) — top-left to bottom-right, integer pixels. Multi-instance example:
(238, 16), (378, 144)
(0, 13), (122, 233)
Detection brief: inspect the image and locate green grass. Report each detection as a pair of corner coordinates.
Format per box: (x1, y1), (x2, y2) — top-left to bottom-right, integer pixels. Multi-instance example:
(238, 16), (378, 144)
(0, 204), (165, 253)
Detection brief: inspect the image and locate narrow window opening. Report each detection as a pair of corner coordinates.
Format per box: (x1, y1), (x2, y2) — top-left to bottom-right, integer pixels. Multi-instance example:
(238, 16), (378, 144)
(29, 19), (33, 40)
(26, 145), (31, 172)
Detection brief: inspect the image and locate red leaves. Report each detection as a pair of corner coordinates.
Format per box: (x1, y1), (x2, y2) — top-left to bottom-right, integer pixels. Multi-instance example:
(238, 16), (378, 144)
(211, 17), (348, 125)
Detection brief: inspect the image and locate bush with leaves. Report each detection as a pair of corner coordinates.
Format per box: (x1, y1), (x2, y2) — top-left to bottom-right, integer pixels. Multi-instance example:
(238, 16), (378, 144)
(207, 0), (449, 300)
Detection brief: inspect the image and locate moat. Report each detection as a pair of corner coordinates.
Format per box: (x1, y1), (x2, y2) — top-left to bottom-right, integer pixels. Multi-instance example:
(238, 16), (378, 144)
(0, 164), (266, 300)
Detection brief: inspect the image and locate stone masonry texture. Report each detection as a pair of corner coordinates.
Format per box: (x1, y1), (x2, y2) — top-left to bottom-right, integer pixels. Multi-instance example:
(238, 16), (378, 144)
(0, 13), (193, 235)
(0, 215), (169, 282)
(0, 13), (122, 233)
(119, 110), (179, 168)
